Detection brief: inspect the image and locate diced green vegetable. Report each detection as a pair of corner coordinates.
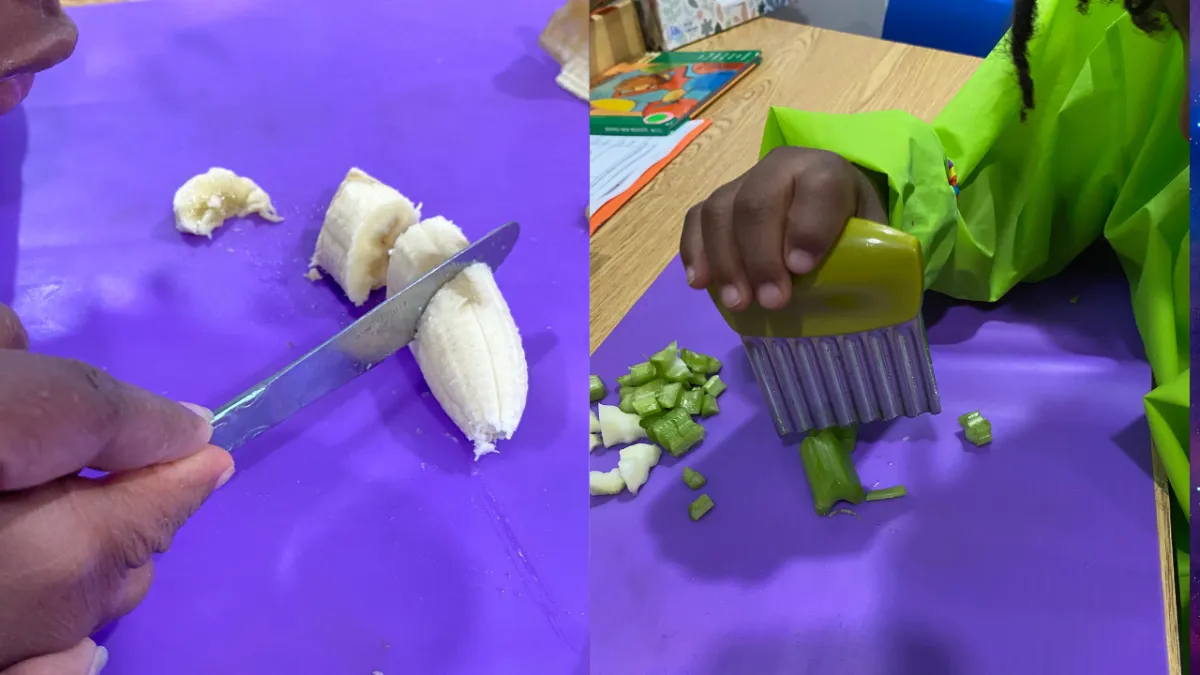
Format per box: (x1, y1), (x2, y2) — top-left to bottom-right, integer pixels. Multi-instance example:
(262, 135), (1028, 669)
(798, 427), (866, 515)
(682, 467), (706, 489)
(648, 408), (706, 457)
(636, 379), (665, 395)
(688, 494), (714, 520)
(640, 413), (664, 444)
(589, 375), (607, 403)
(626, 362), (657, 386)
(618, 396), (636, 414)
(657, 382), (683, 409)
(681, 348), (721, 374)
(700, 394), (720, 418)
(702, 375), (727, 398)
(688, 371), (707, 387)
(957, 410), (992, 446)
(630, 390), (662, 417)
(865, 485), (907, 501)
(680, 389), (703, 416)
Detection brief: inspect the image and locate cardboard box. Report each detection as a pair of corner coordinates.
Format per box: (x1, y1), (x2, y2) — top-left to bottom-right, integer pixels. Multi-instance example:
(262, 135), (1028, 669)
(590, 0), (647, 80)
(637, 0), (794, 51)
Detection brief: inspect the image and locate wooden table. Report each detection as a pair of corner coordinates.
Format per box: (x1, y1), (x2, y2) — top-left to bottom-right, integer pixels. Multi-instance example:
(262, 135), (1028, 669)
(588, 17), (1180, 675)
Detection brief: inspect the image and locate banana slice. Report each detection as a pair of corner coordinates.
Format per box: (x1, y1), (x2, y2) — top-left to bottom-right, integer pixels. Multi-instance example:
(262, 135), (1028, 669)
(386, 216), (528, 460)
(310, 168), (421, 306)
(173, 167), (283, 237)
(589, 468), (625, 496)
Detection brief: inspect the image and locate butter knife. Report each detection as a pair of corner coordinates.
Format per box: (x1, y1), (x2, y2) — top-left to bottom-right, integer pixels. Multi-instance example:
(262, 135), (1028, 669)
(209, 220), (520, 452)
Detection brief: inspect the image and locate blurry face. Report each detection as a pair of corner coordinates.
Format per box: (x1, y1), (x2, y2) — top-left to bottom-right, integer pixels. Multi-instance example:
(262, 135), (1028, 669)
(0, 0), (78, 115)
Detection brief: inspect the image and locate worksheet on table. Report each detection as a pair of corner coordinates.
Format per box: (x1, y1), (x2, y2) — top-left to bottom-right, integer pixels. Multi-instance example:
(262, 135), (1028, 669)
(588, 120), (705, 217)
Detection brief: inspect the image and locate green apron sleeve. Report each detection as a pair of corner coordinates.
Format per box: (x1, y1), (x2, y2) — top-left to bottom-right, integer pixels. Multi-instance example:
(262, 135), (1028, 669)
(758, 0), (1189, 514)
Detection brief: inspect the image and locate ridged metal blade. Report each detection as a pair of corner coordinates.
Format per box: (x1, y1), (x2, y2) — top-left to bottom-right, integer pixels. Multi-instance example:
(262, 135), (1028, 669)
(742, 316), (940, 444)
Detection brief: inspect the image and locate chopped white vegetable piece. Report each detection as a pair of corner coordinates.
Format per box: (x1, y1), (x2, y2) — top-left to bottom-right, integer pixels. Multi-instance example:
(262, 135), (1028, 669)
(598, 404), (646, 447)
(617, 443), (661, 495)
(589, 468), (625, 496)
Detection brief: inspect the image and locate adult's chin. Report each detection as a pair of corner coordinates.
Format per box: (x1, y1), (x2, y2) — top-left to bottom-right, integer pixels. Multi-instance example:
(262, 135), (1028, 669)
(0, 74), (35, 116)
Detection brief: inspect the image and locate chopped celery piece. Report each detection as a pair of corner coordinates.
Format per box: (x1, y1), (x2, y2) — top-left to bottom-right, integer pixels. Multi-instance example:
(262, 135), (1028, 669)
(688, 494), (714, 521)
(702, 375), (726, 397)
(589, 375), (607, 402)
(964, 419), (992, 446)
(626, 362), (657, 386)
(681, 348), (722, 374)
(830, 424), (858, 451)
(618, 396), (636, 414)
(798, 427), (866, 515)
(657, 382), (683, 409)
(682, 467), (706, 489)
(957, 410), (992, 446)
(636, 379), (665, 395)
(680, 389), (703, 416)
(865, 485), (907, 501)
(957, 410), (983, 427)
(700, 394), (720, 418)
(680, 348), (710, 373)
(640, 413), (664, 444)
(631, 390), (662, 417)
(649, 344), (678, 369)
(616, 374), (634, 387)
(662, 360), (693, 383)
(619, 385), (635, 399)
(649, 408), (705, 457)
(688, 371), (707, 387)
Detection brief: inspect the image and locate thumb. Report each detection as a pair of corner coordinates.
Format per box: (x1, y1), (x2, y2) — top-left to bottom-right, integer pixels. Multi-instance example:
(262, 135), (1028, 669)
(81, 445), (234, 570)
(2, 639), (107, 675)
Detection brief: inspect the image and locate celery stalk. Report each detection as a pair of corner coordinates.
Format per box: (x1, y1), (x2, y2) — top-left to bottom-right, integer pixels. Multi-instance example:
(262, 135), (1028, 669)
(799, 427), (866, 515)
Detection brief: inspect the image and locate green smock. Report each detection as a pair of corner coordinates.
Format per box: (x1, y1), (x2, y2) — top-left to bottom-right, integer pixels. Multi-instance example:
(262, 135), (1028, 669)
(759, 0), (1189, 648)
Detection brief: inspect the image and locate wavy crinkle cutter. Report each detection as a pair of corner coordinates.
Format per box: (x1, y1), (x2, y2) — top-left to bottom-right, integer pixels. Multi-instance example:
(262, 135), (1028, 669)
(709, 218), (941, 444)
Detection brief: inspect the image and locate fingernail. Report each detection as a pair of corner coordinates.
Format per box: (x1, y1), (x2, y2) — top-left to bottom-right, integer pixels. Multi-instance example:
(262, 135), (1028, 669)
(787, 250), (813, 274)
(720, 285), (741, 308)
(685, 266), (696, 285)
(89, 645), (109, 675)
(216, 464), (236, 489)
(757, 283), (783, 308)
(179, 401), (214, 423)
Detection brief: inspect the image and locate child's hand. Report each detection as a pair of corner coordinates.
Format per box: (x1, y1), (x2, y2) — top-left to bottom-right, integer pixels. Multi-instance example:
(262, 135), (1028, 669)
(679, 146), (886, 311)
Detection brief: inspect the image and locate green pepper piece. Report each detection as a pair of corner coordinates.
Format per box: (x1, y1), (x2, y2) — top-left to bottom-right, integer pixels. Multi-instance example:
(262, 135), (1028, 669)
(688, 494), (714, 521)
(682, 467), (706, 489)
(589, 375), (607, 403)
(799, 427), (866, 515)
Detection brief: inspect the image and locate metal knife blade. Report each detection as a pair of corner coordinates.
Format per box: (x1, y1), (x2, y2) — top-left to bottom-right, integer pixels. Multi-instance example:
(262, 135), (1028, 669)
(209, 220), (520, 452)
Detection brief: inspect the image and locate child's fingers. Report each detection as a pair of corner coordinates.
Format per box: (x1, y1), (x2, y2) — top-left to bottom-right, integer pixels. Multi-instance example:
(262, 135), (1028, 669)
(679, 203), (709, 289)
(731, 173), (793, 310)
(699, 182), (753, 311)
(783, 163), (859, 275)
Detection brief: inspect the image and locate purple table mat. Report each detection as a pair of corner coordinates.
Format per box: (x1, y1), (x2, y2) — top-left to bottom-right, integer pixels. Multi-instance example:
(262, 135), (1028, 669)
(590, 253), (1167, 675)
(2, 1), (588, 673)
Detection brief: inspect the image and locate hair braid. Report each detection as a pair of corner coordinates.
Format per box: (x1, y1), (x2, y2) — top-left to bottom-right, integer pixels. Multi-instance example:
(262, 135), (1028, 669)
(1009, 0), (1168, 121)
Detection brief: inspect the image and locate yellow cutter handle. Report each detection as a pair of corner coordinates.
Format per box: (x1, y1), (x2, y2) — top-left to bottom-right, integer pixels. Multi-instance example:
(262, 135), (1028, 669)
(708, 218), (924, 338)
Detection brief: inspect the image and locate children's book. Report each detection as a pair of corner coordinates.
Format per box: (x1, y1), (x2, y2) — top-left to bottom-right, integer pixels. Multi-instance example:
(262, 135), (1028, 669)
(589, 50), (761, 136)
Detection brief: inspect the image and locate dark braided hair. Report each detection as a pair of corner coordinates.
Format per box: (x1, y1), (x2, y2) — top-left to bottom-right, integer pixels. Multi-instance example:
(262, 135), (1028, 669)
(1009, 0), (1169, 120)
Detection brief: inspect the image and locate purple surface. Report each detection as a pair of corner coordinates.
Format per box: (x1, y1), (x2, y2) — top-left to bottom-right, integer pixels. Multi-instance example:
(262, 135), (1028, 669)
(590, 255), (1167, 675)
(2, 1), (587, 673)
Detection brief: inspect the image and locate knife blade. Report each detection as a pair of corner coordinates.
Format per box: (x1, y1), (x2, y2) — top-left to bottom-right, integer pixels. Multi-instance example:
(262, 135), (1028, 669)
(208, 220), (520, 452)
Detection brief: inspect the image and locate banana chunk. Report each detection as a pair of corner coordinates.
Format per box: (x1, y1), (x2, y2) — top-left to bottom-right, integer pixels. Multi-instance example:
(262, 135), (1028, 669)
(589, 468), (625, 496)
(310, 168), (421, 306)
(386, 216), (528, 460)
(173, 167), (283, 237)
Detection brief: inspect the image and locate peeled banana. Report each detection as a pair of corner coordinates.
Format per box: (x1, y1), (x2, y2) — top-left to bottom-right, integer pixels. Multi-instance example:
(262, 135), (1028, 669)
(386, 216), (528, 460)
(309, 168), (421, 306)
(173, 167), (283, 237)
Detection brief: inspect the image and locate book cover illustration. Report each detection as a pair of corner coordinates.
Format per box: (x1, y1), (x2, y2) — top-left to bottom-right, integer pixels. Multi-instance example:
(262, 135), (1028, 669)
(590, 50), (761, 135)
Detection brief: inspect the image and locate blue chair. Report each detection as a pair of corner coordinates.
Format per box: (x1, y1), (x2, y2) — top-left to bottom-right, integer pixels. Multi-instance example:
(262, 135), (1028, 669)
(881, 0), (1014, 58)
